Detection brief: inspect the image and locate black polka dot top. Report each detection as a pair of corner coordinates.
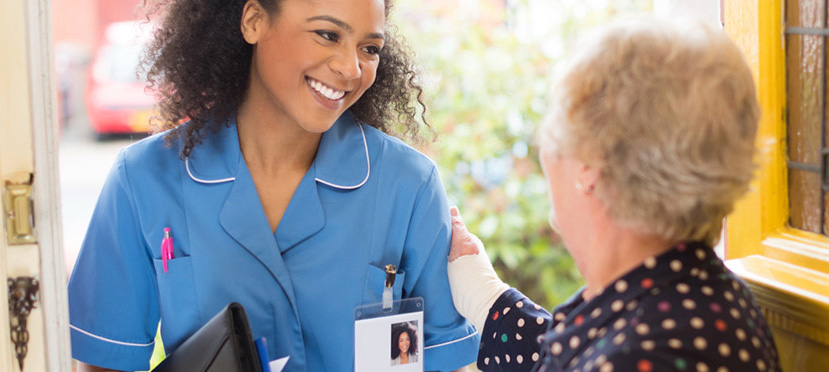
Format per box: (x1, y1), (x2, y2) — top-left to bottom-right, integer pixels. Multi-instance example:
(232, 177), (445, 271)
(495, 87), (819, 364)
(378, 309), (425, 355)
(478, 242), (781, 372)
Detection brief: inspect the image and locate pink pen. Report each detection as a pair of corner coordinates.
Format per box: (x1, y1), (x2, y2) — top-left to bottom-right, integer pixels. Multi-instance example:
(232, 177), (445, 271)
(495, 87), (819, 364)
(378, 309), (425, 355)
(162, 227), (174, 273)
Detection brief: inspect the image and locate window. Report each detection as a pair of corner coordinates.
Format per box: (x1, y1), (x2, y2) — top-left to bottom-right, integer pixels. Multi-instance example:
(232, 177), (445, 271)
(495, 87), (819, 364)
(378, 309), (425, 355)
(785, 0), (829, 235)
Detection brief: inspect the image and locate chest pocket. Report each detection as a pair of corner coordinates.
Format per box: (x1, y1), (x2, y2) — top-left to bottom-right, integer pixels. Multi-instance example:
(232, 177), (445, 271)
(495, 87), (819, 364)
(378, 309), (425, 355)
(363, 264), (406, 305)
(153, 256), (203, 352)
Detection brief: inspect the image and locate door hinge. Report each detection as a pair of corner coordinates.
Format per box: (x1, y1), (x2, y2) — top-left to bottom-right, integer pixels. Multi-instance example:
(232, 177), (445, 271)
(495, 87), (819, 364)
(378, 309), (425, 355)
(8, 276), (39, 371)
(3, 172), (35, 245)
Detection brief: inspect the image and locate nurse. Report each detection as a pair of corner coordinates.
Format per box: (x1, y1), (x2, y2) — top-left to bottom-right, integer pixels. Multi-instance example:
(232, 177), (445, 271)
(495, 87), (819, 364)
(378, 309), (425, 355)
(67, 0), (479, 371)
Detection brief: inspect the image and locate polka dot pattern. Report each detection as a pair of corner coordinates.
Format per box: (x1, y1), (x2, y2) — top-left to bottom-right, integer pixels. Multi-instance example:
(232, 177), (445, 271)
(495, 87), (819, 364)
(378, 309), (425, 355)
(478, 241), (781, 372)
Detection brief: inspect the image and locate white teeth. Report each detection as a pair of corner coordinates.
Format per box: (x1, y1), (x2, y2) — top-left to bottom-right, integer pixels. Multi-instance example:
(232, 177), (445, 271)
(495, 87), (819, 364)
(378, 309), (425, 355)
(308, 78), (345, 100)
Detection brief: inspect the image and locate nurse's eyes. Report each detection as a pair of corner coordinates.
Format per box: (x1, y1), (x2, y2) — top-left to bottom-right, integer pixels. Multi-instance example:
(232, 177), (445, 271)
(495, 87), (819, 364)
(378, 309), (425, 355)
(315, 30), (340, 43)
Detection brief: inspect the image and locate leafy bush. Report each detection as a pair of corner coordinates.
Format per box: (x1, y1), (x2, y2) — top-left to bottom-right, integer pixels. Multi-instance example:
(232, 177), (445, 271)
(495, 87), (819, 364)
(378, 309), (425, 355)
(393, 0), (652, 309)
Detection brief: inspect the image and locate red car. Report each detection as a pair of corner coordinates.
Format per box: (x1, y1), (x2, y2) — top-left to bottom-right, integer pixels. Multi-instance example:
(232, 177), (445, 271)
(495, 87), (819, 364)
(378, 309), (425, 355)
(86, 21), (156, 138)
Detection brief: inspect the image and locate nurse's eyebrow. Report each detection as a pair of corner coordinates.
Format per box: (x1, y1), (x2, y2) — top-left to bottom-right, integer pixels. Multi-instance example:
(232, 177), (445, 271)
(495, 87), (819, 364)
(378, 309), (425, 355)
(306, 15), (385, 40)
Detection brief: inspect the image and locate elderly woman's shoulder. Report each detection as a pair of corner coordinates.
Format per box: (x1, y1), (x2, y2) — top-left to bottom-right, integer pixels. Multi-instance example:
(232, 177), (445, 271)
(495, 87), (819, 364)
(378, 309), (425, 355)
(613, 269), (781, 371)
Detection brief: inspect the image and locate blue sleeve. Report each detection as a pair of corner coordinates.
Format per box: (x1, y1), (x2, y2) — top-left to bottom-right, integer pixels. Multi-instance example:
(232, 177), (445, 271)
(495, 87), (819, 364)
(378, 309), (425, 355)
(479, 288), (552, 372)
(402, 166), (480, 371)
(67, 150), (159, 371)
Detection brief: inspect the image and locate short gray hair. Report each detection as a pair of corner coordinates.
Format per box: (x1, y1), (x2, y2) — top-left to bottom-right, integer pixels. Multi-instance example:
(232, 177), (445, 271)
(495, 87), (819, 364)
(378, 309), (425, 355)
(539, 16), (760, 246)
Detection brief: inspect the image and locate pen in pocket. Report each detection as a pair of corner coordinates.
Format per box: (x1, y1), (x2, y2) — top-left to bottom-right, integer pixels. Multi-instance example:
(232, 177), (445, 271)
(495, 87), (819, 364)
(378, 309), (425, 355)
(162, 227), (174, 273)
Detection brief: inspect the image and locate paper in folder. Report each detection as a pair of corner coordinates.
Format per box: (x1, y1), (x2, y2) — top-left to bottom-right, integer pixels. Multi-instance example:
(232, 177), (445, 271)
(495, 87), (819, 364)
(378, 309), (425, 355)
(152, 302), (265, 372)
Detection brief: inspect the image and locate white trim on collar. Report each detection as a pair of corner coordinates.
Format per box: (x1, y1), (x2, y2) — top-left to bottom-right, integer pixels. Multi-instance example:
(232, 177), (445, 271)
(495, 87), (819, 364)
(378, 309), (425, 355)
(184, 122), (369, 188)
(186, 157), (236, 184)
(314, 123), (370, 190)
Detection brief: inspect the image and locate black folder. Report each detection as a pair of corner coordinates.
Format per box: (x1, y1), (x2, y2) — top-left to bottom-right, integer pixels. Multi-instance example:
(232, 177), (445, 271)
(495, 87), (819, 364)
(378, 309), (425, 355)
(152, 302), (264, 372)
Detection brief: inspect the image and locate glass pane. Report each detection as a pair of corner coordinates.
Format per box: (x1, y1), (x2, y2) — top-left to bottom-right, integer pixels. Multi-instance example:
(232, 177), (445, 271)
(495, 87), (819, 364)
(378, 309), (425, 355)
(790, 169), (822, 233)
(786, 0), (825, 27)
(786, 34), (824, 165)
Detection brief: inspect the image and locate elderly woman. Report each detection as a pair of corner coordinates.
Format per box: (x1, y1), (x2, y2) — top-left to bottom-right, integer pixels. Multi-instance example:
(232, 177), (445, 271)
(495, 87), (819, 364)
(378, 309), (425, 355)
(448, 17), (780, 372)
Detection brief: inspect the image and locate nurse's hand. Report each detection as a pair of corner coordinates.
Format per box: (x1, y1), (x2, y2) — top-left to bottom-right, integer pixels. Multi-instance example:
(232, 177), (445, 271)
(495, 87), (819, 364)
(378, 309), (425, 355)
(447, 207), (508, 332)
(448, 206), (484, 262)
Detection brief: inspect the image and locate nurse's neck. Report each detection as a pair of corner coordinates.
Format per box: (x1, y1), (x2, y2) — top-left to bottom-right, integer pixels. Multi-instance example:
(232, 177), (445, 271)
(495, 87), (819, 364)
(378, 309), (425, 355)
(236, 105), (321, 175)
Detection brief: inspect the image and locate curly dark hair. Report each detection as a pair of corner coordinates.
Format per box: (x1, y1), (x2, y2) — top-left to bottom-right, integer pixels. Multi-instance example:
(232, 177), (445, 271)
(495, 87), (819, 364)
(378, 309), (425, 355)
(390, 322), (418, 359)
(140, 0), (430, 158)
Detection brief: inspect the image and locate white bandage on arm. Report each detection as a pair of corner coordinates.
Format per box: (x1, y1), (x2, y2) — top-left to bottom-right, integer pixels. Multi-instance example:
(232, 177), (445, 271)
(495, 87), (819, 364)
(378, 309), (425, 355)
(447, 249), (510, 333)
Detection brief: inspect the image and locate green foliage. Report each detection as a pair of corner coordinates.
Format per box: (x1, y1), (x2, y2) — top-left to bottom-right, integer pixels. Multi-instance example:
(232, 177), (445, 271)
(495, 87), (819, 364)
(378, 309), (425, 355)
(392, 0), (651, 310)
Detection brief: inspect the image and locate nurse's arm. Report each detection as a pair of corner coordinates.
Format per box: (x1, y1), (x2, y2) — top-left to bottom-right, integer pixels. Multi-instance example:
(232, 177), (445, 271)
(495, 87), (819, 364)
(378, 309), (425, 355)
(77, 361), (125, 372)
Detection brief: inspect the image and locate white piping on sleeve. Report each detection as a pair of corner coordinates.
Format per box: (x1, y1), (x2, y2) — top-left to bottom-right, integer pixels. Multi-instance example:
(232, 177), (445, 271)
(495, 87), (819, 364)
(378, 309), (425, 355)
(185, 157), (236, 184)
(70, 324), (155, 347)
(423, 331), (479, 350)
(314, 123), (370, 190)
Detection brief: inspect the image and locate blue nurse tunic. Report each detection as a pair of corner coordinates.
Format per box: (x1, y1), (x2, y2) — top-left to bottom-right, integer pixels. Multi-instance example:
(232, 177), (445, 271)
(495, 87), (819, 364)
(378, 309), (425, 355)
(67, 111), (480, 371)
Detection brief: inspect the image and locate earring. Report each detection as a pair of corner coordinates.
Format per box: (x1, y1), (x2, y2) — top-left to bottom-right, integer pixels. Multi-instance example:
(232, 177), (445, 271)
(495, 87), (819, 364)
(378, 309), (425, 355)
(575, 182), (583, 191)
(576, 182), (594, 194)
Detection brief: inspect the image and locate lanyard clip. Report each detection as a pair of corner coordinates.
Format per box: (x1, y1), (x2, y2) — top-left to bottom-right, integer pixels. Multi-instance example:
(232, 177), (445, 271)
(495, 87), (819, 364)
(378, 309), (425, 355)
(383, 264), (397, 311)
(384, 264), (397, 288)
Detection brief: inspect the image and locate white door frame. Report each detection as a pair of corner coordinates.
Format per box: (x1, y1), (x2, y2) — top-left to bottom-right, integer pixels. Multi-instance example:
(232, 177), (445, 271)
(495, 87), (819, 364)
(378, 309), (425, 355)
(1, 0), (72, 370)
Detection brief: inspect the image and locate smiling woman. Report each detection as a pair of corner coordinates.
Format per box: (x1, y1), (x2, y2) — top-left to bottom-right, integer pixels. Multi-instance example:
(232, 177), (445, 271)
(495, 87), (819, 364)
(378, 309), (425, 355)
(67, 0), (480, 371)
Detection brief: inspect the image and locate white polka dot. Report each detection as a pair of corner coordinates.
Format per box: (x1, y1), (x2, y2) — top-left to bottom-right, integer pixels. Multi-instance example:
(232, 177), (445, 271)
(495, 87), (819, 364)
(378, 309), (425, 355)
(701, 286), (714, 296)
(757, 359), (767, 371)
(503, 307), (511, 315)
(516, 301), (524, 308)
(662, 319), (676, 330)
(484, 357), (490, 365)
(611, 300), (624, 312)
(551, 342), (562, 355)
(670, 260), (683, 271)
(554, 312), (566, 321)
(636, 323), (650, 335)
(592, 308), (602, 318)
(724, 291), (735, 302)
(696, 361), (710, 372)
(699, 270), (709, 280)
(644, 257), (657, 268)
(517, 318), (525, 327)
(534, 304), (541, 310)
(641, 340), (655, 351)
(600, 361), (614, 372)
(614, 318), (626, 330)
(531, 352), (539, 362)
(615, 280), (628, 292)
(696, 249), (707, 260)
(495, 356), (500, 364)
(595, 355), (607, 365)
(570, 336), (580, 348)
(732, 280), (741, 290)
(694, 337), (707, 350)
(730, 308), (741, 319)
(506, 354), (511, 363)
(588, 328), (598, 339)
(493, 332), (497, 339)
(515, 333), (522, 340)
(719, 343), (731, 357)
(537, 317), (545, 325)
(736, 329), (747, 341)
(613, 333), (626, 345)
(739, 299), (748, 309)
(752, 337), (761, 348)
(554, 322), (565, 333)
(691, 317), (705, 329)
(683, 299), (697, 310)
(626, 300), (638, 311)
(717, 367), (729, 372)
(669, 338), (682, 349)
(739, 349), (750, 362)
(677, 283), (690, 294)
(517, 355), (523, 364)
(750, 309), (758, 319)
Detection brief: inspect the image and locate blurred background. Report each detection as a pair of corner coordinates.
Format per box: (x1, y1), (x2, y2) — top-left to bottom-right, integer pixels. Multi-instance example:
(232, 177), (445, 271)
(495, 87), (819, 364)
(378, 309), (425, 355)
(53, 0), (654, 311)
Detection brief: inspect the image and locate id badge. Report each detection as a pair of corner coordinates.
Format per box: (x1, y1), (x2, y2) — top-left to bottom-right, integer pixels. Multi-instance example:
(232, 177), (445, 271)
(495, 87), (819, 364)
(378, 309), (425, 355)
(354, 265), (424, 372)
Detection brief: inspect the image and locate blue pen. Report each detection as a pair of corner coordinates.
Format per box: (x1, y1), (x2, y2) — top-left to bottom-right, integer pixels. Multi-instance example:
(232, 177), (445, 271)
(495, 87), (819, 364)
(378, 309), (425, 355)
(255, 337), (271, 372)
